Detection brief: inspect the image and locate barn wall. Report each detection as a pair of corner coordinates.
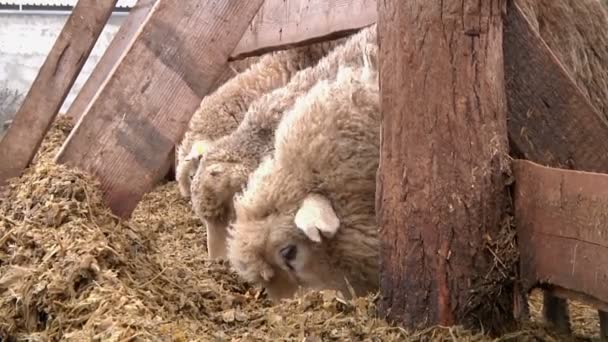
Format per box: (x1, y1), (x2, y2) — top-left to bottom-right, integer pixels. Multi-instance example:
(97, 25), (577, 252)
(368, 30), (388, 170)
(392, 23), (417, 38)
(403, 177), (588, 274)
(0, 12), (126, 122)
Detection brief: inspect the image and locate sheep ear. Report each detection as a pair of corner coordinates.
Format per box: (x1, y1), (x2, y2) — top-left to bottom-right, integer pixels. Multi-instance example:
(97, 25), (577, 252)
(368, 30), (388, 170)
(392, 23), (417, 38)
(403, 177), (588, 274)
(294, 194), (340, 243)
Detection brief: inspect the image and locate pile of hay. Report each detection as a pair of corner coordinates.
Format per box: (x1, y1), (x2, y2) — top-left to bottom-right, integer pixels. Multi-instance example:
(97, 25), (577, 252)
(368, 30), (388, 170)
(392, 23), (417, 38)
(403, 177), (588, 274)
(0, 117), (601, 341)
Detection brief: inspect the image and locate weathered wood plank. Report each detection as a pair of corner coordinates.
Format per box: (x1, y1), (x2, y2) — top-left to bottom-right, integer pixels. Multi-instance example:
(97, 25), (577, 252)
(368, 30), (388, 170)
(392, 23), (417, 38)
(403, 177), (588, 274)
(505, 2), (608, 173)
(55, 0), (265, 218)
(65, 0), (157, 121)
(230, 0), (377, 60)
(0, 0), (118, 187)
(513, 160), (608, 309)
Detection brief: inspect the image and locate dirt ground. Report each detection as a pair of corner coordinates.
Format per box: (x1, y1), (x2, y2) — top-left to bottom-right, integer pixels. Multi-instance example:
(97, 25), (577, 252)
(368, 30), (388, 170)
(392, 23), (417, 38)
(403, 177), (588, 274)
(0, 117), (602, 341)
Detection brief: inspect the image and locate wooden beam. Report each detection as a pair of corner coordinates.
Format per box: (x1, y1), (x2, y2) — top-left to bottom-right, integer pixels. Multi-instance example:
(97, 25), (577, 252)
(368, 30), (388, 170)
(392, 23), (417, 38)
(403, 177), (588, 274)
(230, 0), (377, 60)
(0, 0), (118, 186)
(504, 1), (608, 173)
(376, 0), (513, 332)
(513, 160), (608, 308)
(65, 0), (157, 121)
(55, 0), (265, 218)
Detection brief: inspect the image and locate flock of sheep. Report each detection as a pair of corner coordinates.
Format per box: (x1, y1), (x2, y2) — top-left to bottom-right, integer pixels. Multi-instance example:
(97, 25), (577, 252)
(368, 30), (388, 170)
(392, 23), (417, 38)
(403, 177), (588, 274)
(175, 25), (381, 301)
(172, 0), (608, 304)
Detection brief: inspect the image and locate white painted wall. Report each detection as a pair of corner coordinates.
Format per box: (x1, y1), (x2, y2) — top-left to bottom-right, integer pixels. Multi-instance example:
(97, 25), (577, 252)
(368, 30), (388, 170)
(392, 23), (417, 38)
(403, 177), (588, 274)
(0, 11), (126, 117)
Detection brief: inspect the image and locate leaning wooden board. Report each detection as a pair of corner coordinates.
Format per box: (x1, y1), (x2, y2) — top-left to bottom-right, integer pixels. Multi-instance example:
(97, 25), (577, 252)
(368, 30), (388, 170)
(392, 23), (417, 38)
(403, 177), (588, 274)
(0, 0), (118, 187)
(65, 0), (157, 121)
(55, 0), (265, 217)
(504, 1), (608, 172)
(513, 160), (608, 311)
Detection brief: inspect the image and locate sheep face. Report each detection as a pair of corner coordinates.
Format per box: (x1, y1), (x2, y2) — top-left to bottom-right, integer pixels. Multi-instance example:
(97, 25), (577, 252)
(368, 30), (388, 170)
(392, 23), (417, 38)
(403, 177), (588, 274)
(228, 194), (352, 302)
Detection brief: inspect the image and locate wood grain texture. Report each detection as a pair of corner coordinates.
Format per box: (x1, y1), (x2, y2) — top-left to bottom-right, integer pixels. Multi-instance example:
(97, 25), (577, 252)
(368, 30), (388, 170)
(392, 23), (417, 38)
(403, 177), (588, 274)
(55, 0), (265, 218)
(65, 0), (157, 121)
(376, 0), (513, 331)
(230, 0), (377, 60)
(0, 0), (118, 186)
(505, 1), (608, 173)
(513, 160), (608, 309)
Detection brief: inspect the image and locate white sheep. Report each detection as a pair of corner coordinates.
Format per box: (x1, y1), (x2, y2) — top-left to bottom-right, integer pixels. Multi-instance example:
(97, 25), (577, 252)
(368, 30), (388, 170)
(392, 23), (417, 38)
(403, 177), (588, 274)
(191, 25), (378, 260)
(176, 43), (340, 199)
(227, 62), (381, 301)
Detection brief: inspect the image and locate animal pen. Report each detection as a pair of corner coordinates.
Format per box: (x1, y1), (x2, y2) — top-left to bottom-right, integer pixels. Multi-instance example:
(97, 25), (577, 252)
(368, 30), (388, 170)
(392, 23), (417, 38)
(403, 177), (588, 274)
(0, 0), (607, 340)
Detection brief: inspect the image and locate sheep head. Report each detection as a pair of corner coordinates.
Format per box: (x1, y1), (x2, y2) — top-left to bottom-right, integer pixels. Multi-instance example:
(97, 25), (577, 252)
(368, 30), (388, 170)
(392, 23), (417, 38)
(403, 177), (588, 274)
(176, 140), (212, 198)
(228, 192), (354, 302)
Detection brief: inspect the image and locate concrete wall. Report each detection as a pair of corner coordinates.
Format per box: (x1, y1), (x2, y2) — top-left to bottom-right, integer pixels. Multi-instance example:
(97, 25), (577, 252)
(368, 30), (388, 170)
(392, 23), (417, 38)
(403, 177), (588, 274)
(0, 11), (126, 121)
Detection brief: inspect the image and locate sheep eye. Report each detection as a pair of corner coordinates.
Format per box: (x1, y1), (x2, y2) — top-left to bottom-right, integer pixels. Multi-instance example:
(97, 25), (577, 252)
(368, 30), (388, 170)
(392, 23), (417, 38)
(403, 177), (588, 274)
(279, 244), (297, 267)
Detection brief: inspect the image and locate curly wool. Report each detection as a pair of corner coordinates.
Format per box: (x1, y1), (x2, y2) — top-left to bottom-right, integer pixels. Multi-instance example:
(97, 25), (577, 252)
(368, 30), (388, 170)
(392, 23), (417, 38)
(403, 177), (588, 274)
(228, 64), (381, 299)
(176, 43), (340, 198)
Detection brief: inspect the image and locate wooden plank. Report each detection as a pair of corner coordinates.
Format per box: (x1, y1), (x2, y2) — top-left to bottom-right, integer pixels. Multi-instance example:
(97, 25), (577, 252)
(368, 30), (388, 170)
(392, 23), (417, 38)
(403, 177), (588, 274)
(55, 0), (265, 218)
(230, 0), (377, 60)
(513, 160), (608, 308)
(65, 0), (157, 121)
(504, 1), (608, 173)
(0, 0), (118, 187)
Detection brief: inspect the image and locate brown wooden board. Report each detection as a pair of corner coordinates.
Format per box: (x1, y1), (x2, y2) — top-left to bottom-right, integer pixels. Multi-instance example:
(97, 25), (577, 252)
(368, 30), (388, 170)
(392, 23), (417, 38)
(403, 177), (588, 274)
(513, 160), (608, 308)
(504, 2), (608, 173)
(230, 0), (377, 60)
(65, 0), (157, 121)
(0, 0), (118, 187)
(55, 0), (265, 218)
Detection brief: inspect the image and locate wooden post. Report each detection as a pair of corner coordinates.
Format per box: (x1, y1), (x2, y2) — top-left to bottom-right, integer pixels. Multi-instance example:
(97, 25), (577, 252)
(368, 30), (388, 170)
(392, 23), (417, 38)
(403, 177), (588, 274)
(65, 0), (157, 121)
(0, 0), (118, 186)
(376, 0), (514, 332)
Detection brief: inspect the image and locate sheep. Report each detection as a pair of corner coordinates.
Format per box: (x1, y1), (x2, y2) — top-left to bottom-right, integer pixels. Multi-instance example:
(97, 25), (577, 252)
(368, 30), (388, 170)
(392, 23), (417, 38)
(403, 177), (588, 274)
(190, 25), (378, 260)
(176, 42), (342, 199)
(226, 63), (381, 301)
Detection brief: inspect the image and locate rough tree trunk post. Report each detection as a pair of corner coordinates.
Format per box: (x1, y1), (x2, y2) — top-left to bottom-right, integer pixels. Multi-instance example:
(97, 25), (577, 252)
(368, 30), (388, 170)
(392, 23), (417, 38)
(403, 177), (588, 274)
(376, 0), (515, 332)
